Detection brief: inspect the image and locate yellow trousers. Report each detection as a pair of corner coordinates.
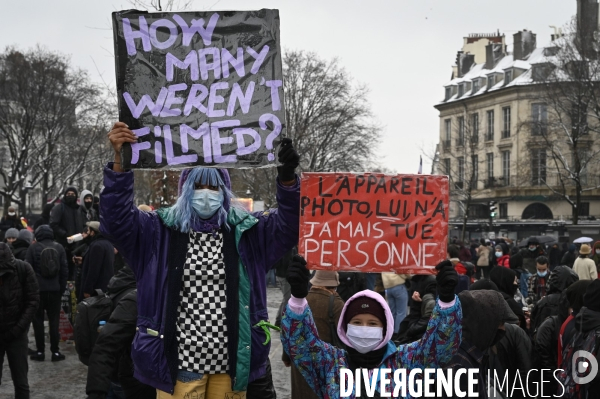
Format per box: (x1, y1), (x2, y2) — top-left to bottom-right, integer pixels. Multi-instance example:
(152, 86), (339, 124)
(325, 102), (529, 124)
(157, 373), (246, 399)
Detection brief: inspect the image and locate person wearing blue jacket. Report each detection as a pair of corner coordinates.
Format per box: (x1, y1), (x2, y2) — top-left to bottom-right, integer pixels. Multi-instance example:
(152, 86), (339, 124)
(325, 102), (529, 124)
(100, 122), (300, 398)
(281, 256), (462, 399)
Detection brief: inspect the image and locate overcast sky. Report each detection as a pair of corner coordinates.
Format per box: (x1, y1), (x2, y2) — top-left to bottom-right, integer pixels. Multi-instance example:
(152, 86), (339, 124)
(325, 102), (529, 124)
(2, 0), (576, 173)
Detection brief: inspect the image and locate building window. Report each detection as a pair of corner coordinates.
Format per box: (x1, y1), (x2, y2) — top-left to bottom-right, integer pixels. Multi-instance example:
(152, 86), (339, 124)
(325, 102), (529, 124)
(472, 154), (478, 189)
(443, 159), (451, 176)
(458, 84), (464, 97)
(502, 151), (511, 185)
(458, 157), (465, 182)
(499, 203), (508, 218)
(445, 87), (451, 100)
(471, 113), (479, 143)
(505, 69), (513, 85)
(457, 117), (465, 146)
(487, 76), (494, 89)
(531, 149), (547, 186)
(444, 118), (451, 146)
(472, 79), (480, 93)
(532, 103), (548, 136)
(579, 202), (590, 217)
(502, 107), (511, 138)
(486, 153), (494, 179)
(486, 110), (494, 141)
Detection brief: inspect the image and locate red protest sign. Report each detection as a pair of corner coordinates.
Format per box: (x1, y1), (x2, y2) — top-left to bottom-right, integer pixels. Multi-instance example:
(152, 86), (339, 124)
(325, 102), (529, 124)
(299, 173), (449, 274)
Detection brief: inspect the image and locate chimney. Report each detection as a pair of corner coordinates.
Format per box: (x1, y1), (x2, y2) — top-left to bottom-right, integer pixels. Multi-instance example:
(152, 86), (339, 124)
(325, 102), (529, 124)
(485, 43), (505, 69)
(456, 51), (475, 77)
(513, 30), (537, 61)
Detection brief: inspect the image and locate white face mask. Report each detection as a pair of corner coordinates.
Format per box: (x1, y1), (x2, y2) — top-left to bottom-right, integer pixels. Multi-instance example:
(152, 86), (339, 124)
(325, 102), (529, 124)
(346, 324), (383, 354)
(8, 212), (15, 216)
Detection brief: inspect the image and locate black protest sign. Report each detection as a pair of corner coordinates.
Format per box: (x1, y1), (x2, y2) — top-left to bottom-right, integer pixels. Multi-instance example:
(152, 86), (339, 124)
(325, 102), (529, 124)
(112, 9), (285, 169)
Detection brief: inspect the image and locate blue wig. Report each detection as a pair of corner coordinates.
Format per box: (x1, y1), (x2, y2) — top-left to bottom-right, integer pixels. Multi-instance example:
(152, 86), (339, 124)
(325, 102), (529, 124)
(166, 168), (235, 233)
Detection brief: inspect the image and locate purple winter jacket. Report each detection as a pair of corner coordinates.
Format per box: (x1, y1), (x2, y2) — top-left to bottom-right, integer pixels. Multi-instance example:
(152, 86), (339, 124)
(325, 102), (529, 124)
(99, 164), (300, 393)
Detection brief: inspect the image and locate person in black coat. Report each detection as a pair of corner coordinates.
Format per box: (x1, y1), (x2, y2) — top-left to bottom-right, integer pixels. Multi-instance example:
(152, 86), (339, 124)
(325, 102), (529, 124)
(490, 266), (527, 331)
(10, 230), (33, 261)
(79, 222), (115, 302)
(86, 267), (155, 399)
(531, 265), (579, 333)
(0, 243), (39, 398)
(26, 225), (69, 361)
(50, 187), (85, 280)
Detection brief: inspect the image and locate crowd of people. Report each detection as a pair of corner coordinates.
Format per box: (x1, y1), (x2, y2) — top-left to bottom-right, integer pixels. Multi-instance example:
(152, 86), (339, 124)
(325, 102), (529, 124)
(1, 122), (600, 399)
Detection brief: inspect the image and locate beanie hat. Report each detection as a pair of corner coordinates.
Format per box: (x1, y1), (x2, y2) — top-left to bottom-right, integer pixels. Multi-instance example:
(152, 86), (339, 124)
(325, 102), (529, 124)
(344, 296), (386, 326)
(18, 229), (33, 245)
(583, 280), (600, 312)
(5, 228), (19, 239)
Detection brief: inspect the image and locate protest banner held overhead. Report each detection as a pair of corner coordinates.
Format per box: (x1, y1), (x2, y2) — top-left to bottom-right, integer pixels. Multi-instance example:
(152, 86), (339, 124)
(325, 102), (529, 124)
(299, 173), (449, 274)
(112, 9), (285, 169)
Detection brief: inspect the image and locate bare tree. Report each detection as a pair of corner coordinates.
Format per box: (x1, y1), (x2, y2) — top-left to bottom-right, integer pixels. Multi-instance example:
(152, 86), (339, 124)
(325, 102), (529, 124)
(233, 50), (382, 207)
(438, 104), (485, 241)
(525, 18), (600, 224)
(126, 0), (195, 11)
(0, 46), (110, 214)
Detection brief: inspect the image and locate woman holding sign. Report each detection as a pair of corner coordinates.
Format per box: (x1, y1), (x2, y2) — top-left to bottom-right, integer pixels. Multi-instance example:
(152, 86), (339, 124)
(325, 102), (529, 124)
(281, 256), (462, 398)
(100, 122), (300, 398)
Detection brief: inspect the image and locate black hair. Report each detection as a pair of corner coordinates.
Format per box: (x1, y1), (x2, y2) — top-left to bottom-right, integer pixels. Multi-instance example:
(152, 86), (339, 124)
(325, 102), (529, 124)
(536, 256), (549, 266)
(448, 244), (460, 258)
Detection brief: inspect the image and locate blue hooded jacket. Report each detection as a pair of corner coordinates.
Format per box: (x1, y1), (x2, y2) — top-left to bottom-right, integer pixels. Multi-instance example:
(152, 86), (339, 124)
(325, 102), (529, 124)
(99, 163), (299, 393)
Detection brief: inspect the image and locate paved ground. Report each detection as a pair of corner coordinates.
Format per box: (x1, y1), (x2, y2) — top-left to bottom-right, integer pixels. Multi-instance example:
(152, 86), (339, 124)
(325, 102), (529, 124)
(0, 286), (291, 399)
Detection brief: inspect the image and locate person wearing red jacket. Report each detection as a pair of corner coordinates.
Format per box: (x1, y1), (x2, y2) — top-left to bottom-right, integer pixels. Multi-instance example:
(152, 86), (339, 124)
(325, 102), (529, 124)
(495, 243), (510, 268)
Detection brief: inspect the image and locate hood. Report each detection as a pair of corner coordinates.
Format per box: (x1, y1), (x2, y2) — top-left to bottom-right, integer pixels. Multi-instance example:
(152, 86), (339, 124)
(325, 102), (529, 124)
(80, 189), (93, 205)
(107, 265), (136, 297)
(568, 244), (576, 253)
(418, 276), (437, 297)
(498, 242), (509, 255)
(41, 203), (54, 220)
(566, 280), (594, 314)
(574, 307), (600, 333)
(458, 290), (506, 351)
(64, 186), (78, 198)
(509, 251), (523, 269)
(0, 242), (16, 272)
(593, 241), (600, 252)
(337, 290), (394, 351)
(34, 224), (54, 241)
(469, 279), (499, 292)
(548, 265), (579, 294)
(490, 266), (517, 296)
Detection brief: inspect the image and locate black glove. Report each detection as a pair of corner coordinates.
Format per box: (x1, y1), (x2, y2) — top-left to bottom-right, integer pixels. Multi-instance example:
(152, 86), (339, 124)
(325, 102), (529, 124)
(436, 260), (458, 302)
(287, 255), (310, 299)
(277, 138), (300, 182)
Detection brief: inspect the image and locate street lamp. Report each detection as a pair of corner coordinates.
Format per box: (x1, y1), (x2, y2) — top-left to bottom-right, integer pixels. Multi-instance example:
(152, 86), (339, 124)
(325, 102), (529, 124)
(245, 189), (251, 197)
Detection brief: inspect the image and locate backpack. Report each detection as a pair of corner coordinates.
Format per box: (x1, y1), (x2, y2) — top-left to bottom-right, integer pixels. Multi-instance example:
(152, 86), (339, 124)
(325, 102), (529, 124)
(74, 289), (113, 365)
(557, 326), (600, 399)
(39, 243), (60, 278)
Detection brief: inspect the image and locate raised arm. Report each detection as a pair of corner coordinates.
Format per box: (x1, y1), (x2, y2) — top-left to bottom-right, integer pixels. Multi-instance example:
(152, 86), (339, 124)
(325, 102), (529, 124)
(280, 255), (347, 397)
(99, 122), (160, 276)
(397, 261), (462, 369)
(244, 138), (300, 272)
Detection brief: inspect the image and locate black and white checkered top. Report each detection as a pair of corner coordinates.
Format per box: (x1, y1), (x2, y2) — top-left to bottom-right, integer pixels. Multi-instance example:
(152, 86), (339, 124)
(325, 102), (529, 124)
(177, 230), (229, 374)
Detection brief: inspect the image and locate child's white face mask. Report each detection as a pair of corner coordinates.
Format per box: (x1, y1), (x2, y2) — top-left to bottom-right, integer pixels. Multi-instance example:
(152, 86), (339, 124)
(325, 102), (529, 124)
(346, 324), (383, 354)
